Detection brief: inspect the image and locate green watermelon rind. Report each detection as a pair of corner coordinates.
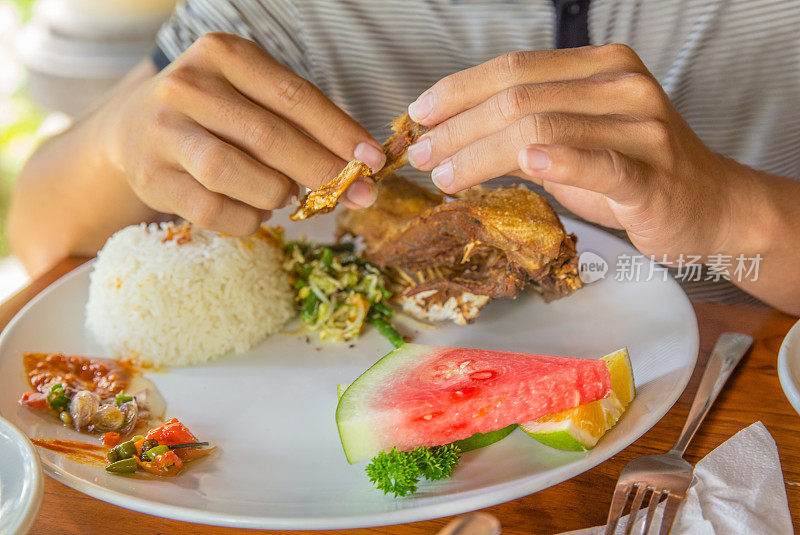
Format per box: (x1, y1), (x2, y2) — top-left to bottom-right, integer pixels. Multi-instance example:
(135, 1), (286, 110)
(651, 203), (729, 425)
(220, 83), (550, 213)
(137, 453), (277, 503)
(336, 344), (431, 464)
(523, 427), (594, 452)
(453, 424), (518, 452)
(337, 382), (516, 454)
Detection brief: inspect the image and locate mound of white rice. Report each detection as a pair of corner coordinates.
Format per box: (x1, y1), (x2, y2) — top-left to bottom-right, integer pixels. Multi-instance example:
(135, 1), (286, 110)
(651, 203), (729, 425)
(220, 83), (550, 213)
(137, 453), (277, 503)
(86, 222), (296, 366)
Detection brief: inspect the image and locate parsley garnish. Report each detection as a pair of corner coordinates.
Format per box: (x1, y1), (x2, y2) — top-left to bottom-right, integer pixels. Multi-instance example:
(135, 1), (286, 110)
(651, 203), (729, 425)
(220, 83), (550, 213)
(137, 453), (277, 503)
(365, 444), (462, 497)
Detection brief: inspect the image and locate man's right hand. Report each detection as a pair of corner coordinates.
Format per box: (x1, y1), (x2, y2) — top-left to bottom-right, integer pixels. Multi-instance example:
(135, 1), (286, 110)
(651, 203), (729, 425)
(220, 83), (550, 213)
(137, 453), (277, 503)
(104, 32), (385, 234)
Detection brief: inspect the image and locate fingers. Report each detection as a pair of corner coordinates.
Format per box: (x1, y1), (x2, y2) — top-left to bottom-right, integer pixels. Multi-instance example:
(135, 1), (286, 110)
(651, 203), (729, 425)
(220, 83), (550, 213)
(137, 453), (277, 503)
(539, 179), (625, 229)
(158, 35), (381, 209)
(136, 168), (266, 235)
(409, 75), (652, 171)
(166, 118), (295, 210)
(184, 33), (385, 171)
(519, 143), (648, 203)
(173, 78), (352, 190)
(430, 113), (648, 193)
(488, 168), (626, 228)
(342, 177), (378, 208)
(408, 44), (647, 125)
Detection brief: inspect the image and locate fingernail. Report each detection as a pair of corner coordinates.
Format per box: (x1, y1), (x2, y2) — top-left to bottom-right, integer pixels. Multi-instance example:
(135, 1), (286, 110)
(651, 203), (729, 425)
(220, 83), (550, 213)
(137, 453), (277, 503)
(408, 91), (434, 122)
(407, 137), (431, 168)
(520, 147), (551, 172)
(431, 159), (454, 190)
(345, 178), (377, 207)
(354, 142), (386, 173)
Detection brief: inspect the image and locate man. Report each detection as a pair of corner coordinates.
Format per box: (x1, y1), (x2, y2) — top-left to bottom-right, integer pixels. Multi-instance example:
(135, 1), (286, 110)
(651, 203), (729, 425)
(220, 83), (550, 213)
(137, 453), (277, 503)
(8, 0), (800, 314)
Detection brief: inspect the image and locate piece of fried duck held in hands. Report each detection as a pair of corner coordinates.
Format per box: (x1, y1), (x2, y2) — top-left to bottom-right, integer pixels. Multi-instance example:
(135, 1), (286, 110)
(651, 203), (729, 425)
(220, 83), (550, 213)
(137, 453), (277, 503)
(290, 112), (428, 221)
(290, 160), (371, 221)
(373, 112), (430, 181)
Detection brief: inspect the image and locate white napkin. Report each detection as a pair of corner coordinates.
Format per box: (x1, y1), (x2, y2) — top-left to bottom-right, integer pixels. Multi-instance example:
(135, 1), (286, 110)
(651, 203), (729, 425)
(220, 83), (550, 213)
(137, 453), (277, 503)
(563, 422), (793, 535)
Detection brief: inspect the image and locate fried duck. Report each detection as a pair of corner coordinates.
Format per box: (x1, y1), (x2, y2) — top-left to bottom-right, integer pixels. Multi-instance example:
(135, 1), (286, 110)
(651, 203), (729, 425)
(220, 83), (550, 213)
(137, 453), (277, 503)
(337, 175), (582, 324)
(291, 113), (428, 221)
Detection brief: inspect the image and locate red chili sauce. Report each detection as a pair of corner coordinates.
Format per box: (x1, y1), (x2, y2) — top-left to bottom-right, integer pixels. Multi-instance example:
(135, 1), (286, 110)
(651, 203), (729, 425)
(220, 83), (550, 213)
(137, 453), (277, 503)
(23, 352), (134, 396)
(30, 439), (108, 466)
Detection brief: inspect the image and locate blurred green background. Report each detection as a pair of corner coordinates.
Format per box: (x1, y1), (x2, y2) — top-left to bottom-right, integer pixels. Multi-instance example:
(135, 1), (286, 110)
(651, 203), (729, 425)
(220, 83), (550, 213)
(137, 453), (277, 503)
(0, 0), (175, 297)
(0, 0), (45, 258)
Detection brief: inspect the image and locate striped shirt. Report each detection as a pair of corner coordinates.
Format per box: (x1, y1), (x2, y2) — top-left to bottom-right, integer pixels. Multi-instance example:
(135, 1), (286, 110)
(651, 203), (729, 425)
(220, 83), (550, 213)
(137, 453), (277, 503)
(153, 0), (800, 305)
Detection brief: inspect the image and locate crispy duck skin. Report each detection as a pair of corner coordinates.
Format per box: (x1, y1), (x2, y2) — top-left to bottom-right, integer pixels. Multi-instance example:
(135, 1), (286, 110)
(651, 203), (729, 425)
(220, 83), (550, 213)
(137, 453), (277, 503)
(373, 112), (430, 181)
(337, 175), (582, 322)
(290, 112), (428, 221)
(335, 168), (442, 244)
(289, 160), (371, 221)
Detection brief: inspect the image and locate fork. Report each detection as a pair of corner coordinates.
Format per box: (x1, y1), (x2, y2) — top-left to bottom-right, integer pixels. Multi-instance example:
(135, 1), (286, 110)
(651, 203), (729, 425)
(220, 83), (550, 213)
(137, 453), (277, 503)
(604, 332), (754, 535)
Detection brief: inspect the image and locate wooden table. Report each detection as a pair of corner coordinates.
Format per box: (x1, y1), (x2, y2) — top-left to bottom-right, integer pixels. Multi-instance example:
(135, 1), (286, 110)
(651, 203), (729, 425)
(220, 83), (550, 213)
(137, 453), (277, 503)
(6, 257), (798, 535)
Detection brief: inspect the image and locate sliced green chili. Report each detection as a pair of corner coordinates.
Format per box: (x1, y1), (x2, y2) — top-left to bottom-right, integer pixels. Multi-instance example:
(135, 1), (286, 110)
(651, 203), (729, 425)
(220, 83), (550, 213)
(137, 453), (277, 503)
(106, 457), (137, 474)
(47, 384), (70, 411)
(142, 445), (169, 462)
(115, 392), (133, 406)
(112, 440), (138, 460)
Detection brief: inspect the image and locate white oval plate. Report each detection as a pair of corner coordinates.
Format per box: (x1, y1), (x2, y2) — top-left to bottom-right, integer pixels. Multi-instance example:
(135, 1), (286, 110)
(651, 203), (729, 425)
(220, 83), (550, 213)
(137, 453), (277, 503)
(778, 319), (800, 415)
(0, 208), (698, 529)
(0, 416), (43, 535)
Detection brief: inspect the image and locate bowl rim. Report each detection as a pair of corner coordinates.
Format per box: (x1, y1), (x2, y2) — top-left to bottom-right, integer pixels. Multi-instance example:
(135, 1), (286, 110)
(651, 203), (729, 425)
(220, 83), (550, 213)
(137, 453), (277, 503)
(777, 318), (800, 415)
(0, 416), (44, 535)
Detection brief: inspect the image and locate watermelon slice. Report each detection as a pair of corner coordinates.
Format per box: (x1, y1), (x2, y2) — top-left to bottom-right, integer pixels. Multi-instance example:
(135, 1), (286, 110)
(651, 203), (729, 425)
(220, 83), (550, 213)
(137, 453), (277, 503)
(335, 344), (612, 463)
(337, 383), (518, 453)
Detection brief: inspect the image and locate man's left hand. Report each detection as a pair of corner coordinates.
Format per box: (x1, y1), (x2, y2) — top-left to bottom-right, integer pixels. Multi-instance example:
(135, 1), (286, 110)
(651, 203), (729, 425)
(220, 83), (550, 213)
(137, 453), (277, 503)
(405, 44), (744, 262)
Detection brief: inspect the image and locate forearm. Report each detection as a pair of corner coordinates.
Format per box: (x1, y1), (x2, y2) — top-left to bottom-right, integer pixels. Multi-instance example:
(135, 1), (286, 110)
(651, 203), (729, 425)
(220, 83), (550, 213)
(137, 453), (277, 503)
(8, 62), (160, 276)
(718, 157), (800, 315)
